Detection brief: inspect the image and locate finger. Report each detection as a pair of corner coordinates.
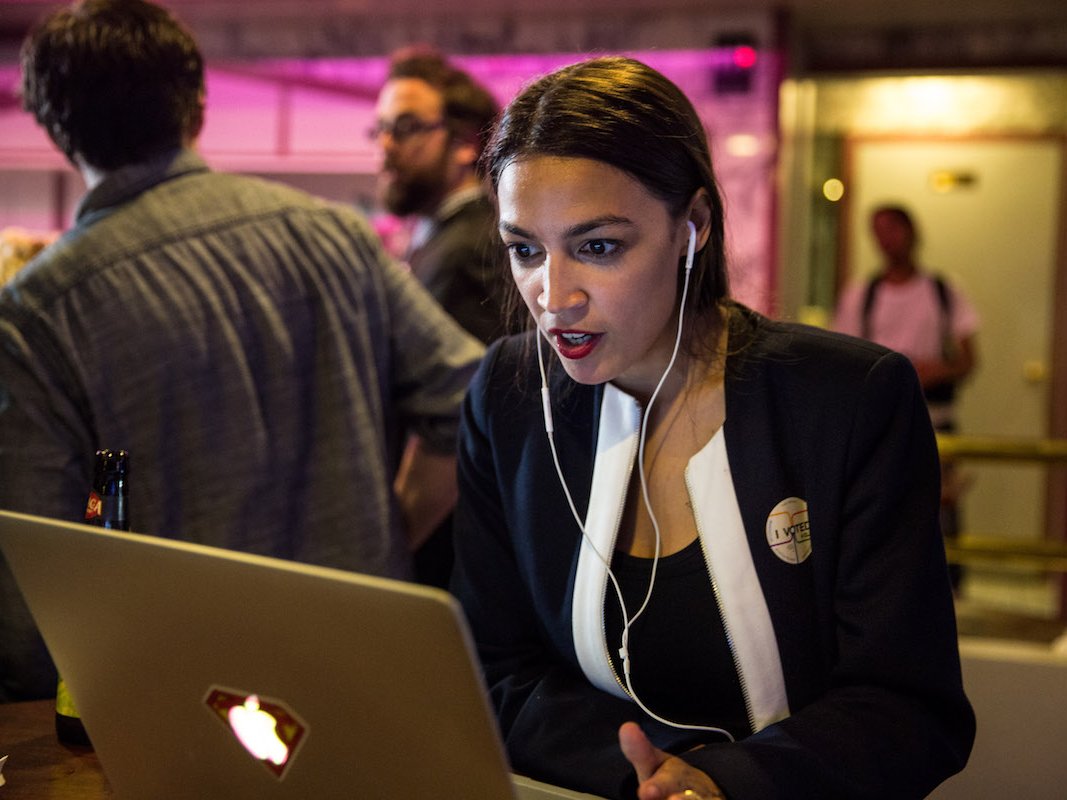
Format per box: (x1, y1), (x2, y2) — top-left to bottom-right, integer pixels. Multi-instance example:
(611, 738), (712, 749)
(618, 721), (667, 784)
(668, 787), (725, 800)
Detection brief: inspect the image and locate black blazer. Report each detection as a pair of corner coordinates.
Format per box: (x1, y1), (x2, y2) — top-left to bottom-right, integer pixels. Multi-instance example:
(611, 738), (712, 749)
(452, 304), (974, 800)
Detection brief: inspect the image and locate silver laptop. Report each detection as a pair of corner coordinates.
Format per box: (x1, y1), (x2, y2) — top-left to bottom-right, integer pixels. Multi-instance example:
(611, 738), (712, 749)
(0, 509), (602, 800)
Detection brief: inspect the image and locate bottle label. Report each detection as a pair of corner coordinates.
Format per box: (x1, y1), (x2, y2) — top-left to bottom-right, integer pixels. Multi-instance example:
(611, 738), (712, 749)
(56, 677), (80, 718)
(84, 491), (102, 521)
(84, 492), (127, 529)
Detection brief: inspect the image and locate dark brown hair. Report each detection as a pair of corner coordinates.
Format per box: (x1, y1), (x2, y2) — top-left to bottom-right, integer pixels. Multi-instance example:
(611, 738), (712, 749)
(387, 46), (499, 157)
(480, 56), (729, 347)
(21, 0), (205, 171)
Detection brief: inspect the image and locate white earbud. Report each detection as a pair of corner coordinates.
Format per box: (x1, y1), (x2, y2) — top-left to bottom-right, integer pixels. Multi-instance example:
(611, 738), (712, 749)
(685, 219), (697, 273)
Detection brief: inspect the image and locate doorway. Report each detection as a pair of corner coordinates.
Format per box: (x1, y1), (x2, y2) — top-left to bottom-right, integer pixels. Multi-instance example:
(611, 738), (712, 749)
(842, 136), (1063, 614)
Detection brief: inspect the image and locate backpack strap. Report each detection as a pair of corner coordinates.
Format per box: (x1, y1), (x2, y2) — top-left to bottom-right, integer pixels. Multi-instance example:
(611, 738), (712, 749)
(860, 276), (883, 340)
(928, 273), (959, 404)
(931, 273), (955, 359)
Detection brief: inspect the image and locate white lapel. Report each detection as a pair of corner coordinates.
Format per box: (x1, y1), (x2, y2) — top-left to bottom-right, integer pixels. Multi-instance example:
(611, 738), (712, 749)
(572, 384), (640, 698)
(688, 433), (790, 731)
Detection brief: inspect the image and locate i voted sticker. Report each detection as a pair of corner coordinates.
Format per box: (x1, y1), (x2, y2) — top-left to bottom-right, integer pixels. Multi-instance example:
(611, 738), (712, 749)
(766, 497), (811, 564)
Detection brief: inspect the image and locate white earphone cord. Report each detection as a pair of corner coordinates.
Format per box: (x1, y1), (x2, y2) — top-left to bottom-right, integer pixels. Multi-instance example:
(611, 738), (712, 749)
(538, 221), (734, 741)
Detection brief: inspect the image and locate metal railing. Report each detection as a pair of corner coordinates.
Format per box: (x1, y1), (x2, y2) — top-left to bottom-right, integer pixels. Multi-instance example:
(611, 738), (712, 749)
(945, 536), (1067, 573)
(937, 433), (1067, 464)
(937, 434), (1067, 573)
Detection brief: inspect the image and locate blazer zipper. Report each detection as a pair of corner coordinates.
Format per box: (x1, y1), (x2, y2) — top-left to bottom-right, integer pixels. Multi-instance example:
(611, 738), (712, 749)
(687, 469), (757, 735)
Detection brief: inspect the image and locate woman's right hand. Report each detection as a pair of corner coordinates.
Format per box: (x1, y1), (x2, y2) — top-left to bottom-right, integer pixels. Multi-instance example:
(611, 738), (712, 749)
(618, 721), (725, 800)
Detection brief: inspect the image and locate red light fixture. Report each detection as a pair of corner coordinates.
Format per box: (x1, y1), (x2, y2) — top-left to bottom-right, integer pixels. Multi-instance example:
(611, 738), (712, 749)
(713, 34), (759, 95)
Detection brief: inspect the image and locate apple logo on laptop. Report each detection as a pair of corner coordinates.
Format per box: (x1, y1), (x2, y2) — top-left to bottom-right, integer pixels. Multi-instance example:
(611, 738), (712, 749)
(204, 687), (308, 778)
(229, 695), (289, 765)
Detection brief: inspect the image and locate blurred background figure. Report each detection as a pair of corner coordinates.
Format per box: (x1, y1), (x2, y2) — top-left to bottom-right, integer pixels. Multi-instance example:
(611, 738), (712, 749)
(834, 204), (981, 590)
(0, 227), (55, 284)
(0, 0), (482, 702)
(373, 45), (506, 344)
(373, 45), (507, 587)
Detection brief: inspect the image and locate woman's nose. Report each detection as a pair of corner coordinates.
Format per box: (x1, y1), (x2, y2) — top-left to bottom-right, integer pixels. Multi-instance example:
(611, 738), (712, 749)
(538, 256), (586, 314)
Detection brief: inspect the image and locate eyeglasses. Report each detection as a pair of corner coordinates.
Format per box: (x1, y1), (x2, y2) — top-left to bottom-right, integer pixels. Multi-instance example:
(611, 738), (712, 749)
(367, 115), (446, 143)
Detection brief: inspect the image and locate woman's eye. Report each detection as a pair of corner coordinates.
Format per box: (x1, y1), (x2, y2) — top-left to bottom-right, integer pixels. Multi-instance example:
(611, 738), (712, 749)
(506, 242), (539, 263)
(580, 239), (619, 258)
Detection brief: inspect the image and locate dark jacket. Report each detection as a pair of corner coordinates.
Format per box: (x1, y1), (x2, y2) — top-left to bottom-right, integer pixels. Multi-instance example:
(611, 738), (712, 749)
(408, 193), (507, 346)
(452, 305), (974, 800)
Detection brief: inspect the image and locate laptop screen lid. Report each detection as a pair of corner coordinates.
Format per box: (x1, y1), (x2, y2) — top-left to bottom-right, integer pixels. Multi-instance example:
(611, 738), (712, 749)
(0, 509), (531, 799)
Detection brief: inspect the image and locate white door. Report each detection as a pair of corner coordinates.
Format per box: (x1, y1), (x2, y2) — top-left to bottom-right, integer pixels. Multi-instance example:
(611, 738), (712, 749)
(844, 138), (1061, 547)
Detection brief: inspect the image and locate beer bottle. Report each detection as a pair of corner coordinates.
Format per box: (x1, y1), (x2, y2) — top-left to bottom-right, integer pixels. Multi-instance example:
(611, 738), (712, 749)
(56, 448), (130, 747)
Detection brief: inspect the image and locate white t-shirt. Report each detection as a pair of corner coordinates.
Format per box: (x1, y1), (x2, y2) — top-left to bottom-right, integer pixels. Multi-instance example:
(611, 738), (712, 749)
(833, 273), (980, 364)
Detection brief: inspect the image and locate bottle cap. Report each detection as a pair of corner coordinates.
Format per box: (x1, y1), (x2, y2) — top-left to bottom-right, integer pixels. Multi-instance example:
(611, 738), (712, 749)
(98, 449), (128, 476)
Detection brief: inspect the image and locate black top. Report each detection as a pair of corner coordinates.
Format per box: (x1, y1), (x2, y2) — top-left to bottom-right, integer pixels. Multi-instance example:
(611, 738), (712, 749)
(605, 539), (749, 738)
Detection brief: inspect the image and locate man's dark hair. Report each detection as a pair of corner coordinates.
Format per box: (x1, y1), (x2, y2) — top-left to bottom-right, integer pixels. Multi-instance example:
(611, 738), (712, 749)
(387, 46), (499, 157)
(20, 0), (205, 171)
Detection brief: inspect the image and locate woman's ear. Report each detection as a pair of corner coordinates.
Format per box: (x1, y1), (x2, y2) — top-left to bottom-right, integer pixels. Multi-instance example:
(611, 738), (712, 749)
(682, 188), (713, 254)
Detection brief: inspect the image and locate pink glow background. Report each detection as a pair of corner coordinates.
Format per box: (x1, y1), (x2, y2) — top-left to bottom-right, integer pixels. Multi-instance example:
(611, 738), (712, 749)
(0, 48), (777, 311)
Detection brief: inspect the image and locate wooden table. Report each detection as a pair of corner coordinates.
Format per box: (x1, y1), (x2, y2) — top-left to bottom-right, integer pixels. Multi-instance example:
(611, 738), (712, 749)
(0, 700), (113, 798)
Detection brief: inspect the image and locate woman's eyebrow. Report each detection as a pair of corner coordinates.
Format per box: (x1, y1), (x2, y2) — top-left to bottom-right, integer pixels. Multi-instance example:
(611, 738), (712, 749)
(498, 220), (532, 237)
(564, 217), (634, 237)
(498, 216), (635, 238)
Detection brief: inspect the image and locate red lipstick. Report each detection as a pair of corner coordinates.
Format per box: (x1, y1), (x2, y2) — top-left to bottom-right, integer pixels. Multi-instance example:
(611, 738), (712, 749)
(551, 329), (601, 360)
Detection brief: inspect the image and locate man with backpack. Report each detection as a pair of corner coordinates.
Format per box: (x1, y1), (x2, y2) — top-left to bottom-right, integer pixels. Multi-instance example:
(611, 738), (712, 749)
(835, 204), (980, 590)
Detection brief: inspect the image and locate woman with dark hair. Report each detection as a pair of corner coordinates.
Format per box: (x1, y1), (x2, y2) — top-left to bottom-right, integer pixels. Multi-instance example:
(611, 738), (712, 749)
(451, 56), (973, 799)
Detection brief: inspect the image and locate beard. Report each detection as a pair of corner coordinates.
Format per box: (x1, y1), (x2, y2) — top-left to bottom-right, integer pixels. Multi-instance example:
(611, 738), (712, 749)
(379, 152), (451, 217)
